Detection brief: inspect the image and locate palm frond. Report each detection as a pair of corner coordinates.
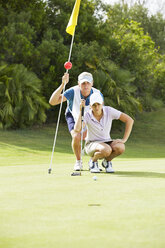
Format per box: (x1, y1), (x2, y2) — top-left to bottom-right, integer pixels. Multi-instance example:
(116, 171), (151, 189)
(0, 63), (48, 128)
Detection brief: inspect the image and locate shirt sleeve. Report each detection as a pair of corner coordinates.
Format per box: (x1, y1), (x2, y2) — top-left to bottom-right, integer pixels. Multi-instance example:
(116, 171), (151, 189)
(109, 106), (121, 120)
(64, 88), (74, 101)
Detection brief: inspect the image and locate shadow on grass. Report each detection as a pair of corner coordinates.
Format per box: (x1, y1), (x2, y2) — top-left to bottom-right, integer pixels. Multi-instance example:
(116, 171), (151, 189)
(82, 170), (165, 179)
(115, 171), (165, 179)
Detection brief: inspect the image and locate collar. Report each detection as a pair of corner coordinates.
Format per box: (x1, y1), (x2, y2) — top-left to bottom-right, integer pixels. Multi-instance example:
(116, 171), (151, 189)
(90, 106), (105, 122)
(80, 88), (93, 100)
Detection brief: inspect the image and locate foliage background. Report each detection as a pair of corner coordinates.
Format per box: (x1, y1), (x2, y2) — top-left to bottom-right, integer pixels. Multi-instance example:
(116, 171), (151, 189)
(0, 0), (165, 128)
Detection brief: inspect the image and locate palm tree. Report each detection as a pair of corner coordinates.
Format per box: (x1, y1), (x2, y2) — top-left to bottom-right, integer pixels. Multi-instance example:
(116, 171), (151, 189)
(93, 60), (141, 117)
(0, 63), (49, 129)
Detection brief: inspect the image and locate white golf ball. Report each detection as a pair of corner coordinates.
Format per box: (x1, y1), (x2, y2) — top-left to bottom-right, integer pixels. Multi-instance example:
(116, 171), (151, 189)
(93, 176), (97, 181)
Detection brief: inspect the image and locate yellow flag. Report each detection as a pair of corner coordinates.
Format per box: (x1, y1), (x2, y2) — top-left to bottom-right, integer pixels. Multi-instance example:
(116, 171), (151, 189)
(66, 0), (81, 36)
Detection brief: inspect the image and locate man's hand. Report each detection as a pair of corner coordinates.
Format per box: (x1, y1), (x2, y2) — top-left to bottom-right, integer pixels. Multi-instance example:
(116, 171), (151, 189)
(80, 99), (85, 111)
(62, 73), (69, 86)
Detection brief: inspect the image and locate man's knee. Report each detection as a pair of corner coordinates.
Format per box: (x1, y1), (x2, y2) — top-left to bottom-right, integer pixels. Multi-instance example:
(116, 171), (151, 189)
(71, 129), (87, 142)
(71, 130), (81, 143)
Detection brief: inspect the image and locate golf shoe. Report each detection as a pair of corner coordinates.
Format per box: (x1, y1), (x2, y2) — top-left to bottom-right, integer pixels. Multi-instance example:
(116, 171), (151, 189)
(102, 159), (115, 173)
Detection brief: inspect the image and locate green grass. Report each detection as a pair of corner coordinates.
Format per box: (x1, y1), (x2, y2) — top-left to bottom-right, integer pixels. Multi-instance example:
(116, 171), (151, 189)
(0, 109), (165, 248)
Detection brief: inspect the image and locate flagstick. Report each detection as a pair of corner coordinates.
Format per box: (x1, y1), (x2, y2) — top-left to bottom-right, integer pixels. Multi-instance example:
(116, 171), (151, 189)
(48, 32), (76, 174)
(68, 31), (75, 63)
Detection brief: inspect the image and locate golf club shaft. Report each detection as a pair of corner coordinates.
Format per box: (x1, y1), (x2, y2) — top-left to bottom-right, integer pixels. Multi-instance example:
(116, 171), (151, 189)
(80, 107), (84, 175)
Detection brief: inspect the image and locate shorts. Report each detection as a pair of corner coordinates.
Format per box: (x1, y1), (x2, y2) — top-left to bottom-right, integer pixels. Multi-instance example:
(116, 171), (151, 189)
(65, 111), (87, 133)
(85, 140), (113, 157)
(65, 111), (75, 132)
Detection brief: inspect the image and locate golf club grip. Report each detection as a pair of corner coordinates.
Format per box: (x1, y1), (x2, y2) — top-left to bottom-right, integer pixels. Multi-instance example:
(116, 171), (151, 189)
(81, 107), (84, 117)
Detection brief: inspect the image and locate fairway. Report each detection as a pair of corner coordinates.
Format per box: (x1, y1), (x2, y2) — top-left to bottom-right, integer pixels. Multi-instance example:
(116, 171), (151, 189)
(0, 109), (165, 248)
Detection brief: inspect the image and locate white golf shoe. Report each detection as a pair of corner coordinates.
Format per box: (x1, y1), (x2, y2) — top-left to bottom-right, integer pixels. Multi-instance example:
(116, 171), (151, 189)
(102, 160), (115, 173)
(89, 160), (100, 173)
(74, 160), (83, 171)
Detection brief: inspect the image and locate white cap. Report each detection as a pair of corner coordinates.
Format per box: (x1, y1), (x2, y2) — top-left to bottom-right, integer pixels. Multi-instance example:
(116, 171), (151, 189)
(90, 92), (103, 106)
(78, 72), (93, 84)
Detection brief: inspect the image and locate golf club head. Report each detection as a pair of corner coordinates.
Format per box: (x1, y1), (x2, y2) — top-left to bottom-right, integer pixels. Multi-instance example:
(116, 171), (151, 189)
(48, 168), (52, 174)
(71, 172), (81, 176)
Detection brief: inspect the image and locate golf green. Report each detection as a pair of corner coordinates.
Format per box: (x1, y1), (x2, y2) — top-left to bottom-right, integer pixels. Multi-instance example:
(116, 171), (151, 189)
(0, 157), (165, 248)
(0, 108), (165, 247)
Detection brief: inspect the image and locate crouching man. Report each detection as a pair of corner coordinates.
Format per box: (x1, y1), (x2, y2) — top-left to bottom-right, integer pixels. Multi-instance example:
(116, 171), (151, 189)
(49, 72), (103, 171)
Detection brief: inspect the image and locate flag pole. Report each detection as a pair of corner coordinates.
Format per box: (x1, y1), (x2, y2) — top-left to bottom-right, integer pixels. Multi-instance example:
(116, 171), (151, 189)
(48, 33), (75, 174)
(68, 32), (75, 63)
(48, 0), (81, 174)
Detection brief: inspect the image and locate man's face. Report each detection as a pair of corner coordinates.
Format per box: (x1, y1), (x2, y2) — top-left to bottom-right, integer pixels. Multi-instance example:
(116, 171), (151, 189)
(91, 103), (103, 115)
(78, 81), (93, 97)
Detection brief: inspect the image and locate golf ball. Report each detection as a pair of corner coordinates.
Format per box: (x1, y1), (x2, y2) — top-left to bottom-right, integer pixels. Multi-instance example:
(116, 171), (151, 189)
(93, 176), (97, 181)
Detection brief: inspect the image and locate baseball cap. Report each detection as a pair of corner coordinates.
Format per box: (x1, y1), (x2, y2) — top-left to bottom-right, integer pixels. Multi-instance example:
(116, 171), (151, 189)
(90, 92), (103, 106)
(78, 72), (93, 84)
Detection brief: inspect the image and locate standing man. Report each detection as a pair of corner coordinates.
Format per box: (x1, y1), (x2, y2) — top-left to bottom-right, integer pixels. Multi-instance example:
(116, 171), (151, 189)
(49, 72), (103, 171)
(74, 92), (134, 173)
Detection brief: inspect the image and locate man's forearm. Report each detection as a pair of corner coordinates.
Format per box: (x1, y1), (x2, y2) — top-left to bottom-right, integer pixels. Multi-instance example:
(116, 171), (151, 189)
(49, 82), (65, 106)
(74, 113), (82, 133)
(49, 73), (69, 105)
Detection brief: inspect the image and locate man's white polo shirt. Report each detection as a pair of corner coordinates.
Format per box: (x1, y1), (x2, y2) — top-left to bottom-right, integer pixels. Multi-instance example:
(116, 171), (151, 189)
(84, 106), (121, 143)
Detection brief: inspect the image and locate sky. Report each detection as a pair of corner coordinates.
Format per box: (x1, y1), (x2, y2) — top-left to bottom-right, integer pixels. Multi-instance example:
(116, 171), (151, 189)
(102, 0), (165, 17)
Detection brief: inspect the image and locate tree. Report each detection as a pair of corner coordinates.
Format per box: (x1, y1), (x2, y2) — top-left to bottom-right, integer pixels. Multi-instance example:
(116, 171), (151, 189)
(0, 0), (164, 129)
(153, 56), (165, 103)
(98, 5), (163, 110)
(0, 64), (49, 129)
(70, 41), (141, 116)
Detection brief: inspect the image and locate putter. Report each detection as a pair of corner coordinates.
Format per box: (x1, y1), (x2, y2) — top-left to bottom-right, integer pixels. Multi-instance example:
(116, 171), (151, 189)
(71, 106), (84, 176)
(80, 106), (84, 176)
